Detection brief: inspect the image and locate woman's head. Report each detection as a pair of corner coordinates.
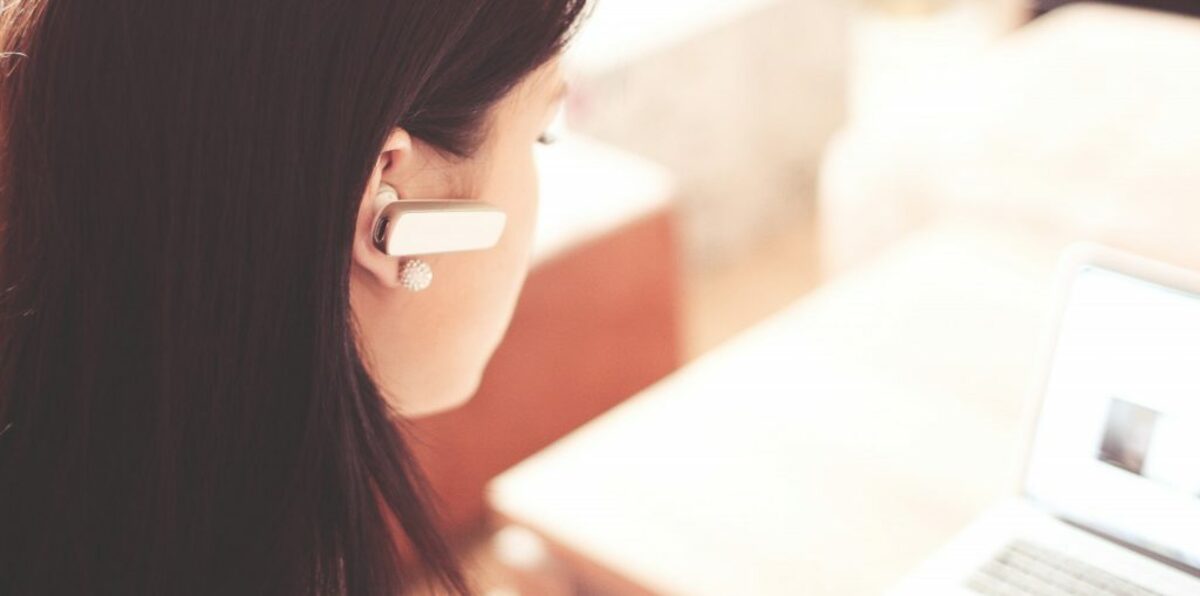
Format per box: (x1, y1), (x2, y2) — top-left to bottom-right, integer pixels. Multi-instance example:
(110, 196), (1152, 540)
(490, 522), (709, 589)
(0, 1), (586, 594)
(352, 56), (567, 417)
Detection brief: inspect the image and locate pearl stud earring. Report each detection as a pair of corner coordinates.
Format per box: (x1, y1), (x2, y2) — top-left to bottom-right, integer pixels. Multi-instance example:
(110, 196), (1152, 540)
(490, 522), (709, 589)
(398, 258), (433, 292)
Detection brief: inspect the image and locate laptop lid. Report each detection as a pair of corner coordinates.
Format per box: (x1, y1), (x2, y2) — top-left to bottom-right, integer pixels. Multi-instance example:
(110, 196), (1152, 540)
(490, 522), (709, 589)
(1024, 244), (1200, 571)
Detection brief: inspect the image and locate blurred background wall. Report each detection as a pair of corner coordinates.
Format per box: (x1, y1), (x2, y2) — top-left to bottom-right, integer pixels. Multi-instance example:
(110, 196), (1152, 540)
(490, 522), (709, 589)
(564, 0), (850, 271)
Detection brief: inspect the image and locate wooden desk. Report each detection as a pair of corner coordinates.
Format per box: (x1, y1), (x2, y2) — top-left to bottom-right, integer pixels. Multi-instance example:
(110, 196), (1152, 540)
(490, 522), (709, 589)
(489, 221), (1064, 595)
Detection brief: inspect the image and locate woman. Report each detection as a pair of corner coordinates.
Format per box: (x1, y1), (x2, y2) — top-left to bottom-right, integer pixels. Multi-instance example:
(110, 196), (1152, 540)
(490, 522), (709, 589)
(0, 1), (587, 594)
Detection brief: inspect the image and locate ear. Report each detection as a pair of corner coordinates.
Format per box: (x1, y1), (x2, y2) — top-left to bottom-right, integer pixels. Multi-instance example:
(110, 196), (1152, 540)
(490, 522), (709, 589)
(353, 128), (415, 288)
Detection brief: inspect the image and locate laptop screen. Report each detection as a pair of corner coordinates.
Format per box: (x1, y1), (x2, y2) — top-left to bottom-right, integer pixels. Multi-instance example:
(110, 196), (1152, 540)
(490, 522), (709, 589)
(1025, 263), (1200, 570)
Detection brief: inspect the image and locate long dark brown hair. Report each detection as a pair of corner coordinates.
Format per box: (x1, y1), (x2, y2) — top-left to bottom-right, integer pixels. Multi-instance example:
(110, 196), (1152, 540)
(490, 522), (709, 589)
(0, 1), (586, 594)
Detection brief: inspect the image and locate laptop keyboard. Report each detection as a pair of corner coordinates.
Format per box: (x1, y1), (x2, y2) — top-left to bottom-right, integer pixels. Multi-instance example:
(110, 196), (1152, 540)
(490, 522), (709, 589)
(967, 539), (1164, 596)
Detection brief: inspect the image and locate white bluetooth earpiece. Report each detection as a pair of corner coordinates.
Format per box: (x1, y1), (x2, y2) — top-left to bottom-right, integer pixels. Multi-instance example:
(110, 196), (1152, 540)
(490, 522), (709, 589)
(371, 183), (507, 292)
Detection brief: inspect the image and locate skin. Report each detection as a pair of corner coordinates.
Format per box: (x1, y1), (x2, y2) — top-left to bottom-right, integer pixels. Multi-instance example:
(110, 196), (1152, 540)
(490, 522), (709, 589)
(349, 58), (567, 417)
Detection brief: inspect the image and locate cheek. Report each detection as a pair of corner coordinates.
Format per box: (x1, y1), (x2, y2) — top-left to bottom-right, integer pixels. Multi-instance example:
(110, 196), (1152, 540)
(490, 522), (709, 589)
(485, 145), (540, 269)
(422, 151), (540, 399)
(473, 150), (539, 347)
(489, 150), (540, 313)
(510, 156), (540, 259)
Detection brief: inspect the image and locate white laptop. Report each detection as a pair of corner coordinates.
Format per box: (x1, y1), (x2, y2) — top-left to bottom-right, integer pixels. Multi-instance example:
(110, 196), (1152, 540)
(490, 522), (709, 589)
(891, 244), (1200, 596)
